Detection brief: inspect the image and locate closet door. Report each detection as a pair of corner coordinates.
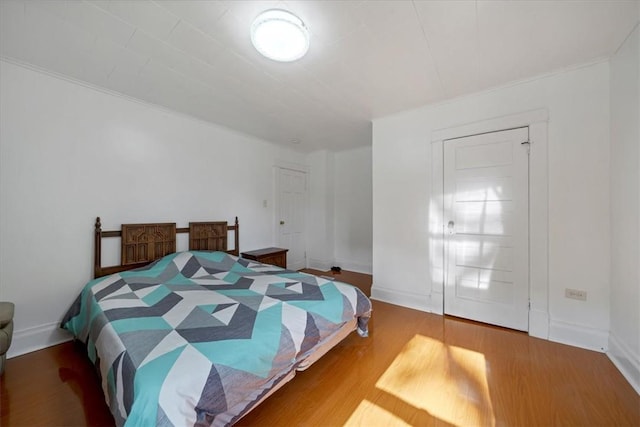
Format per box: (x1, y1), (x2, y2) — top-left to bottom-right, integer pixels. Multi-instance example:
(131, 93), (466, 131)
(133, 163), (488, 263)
(444, 127), (529, 331)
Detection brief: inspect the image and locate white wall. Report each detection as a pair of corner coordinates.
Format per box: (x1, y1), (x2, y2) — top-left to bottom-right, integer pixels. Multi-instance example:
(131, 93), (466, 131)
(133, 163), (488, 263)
(305, 147), (373, 274)
(334, 146), (372, 274)
(0, 60), (305, 357)
(608, 22), (640, 393)
(372, 61), (611, 351)
(306, 150), (335, 271)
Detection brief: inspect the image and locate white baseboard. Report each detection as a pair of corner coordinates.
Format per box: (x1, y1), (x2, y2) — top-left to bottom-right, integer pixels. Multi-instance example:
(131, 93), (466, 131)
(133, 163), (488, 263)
(307, 258), (332, 272)
(607, 332), (640, 395)
(428, 291), (444, 314)
(7, 322), (73, 358)
(370, 285), (431, 313)
(372, 288), (552, 339)
(529, 308), (550, 340)
(307, 258), (372, 275)
(333, 258), (372, 275)
(371, 288), (605, 352)
(548, 319), (608, 352)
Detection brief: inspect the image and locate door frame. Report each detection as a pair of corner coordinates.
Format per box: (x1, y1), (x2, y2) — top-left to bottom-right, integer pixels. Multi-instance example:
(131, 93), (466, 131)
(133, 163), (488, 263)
(430, 109), (549, 339)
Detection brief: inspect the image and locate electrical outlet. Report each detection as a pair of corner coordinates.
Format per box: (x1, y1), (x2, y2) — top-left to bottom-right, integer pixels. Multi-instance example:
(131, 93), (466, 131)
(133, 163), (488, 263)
(565, 288), (587, 301)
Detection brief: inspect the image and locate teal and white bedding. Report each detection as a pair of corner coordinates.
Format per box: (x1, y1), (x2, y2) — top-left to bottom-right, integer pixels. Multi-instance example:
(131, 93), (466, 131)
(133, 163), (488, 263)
(61, 251), (371, 426)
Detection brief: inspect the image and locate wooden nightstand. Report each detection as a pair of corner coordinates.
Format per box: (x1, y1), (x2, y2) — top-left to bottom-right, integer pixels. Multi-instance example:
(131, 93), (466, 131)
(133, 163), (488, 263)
(241, 247), (288, 268)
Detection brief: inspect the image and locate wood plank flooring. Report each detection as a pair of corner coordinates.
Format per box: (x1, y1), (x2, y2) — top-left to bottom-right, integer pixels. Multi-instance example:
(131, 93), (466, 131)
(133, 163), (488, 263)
(1, 270), (638, 426)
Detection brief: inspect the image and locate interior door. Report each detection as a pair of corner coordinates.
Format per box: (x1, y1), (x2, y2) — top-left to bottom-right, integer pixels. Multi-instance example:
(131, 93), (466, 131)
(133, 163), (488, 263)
(277, 168), (307, 270)
(444, 127), (529, 331)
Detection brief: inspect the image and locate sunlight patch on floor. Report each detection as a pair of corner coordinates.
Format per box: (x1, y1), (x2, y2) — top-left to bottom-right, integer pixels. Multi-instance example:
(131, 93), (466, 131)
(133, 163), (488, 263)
(343, 399), (412, 426)
(374, 334), (495, 426)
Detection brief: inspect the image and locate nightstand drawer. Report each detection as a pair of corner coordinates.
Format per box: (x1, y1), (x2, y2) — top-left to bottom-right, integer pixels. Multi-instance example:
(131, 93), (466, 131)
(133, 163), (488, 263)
(241, 247), (288, 268)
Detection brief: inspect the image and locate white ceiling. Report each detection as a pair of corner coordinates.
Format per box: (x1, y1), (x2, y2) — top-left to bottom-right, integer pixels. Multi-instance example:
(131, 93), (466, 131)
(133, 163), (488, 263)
(1, 1), (638, 152)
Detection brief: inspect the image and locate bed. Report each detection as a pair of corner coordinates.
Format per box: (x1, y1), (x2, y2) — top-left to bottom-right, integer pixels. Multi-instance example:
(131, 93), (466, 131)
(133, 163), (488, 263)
(61, 217), (372, 426)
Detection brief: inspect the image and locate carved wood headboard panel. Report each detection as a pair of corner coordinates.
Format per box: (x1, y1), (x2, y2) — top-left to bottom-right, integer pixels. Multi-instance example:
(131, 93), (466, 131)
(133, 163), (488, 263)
(94, 217), (239, 278)
(189, 222), (227, 253)
(121, 223), (176, 266)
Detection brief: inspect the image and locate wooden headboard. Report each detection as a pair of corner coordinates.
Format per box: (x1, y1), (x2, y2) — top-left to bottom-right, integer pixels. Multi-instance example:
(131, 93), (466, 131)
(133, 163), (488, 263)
(94, 217), (239, 278)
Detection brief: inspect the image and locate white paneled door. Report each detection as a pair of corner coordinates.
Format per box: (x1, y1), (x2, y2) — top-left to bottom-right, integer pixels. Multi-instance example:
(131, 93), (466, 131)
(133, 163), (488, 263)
(444, 127), (529, 331)
(277, 168), (307, 270)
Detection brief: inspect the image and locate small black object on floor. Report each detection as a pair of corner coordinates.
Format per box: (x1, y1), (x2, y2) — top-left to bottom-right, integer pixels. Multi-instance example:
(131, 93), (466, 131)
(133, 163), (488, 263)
(330, 266), (341, 273)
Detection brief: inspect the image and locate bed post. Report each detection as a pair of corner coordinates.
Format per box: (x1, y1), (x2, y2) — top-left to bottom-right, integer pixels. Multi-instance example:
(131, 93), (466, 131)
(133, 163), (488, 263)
(234, 216), (239, 256)
(94, 217), (102, 278)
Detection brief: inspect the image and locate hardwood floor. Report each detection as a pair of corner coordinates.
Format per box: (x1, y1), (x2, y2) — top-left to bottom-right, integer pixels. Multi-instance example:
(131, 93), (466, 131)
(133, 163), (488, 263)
(2, 270), (638, 426)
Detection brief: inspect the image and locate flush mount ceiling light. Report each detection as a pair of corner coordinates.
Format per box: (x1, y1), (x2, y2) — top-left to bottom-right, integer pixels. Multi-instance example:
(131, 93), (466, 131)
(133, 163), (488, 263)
(251, 9), (309, 62)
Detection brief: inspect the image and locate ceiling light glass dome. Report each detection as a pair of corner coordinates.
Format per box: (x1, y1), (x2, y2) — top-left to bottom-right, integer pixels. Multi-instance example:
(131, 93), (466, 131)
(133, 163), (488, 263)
(251, 9), (309, 62)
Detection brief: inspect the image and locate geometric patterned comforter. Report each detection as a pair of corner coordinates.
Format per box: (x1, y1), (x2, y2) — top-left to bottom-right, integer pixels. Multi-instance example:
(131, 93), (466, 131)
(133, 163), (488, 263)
(61, 251), (372, 426)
